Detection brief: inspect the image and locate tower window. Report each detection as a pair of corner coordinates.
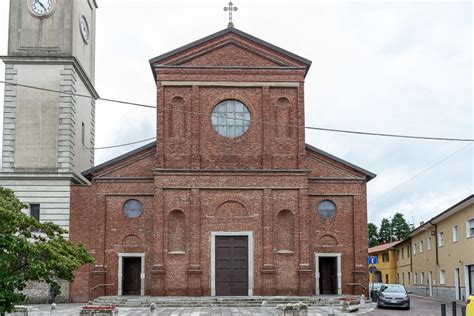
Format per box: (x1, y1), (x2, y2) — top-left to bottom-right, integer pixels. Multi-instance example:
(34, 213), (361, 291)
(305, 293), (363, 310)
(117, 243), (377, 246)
(30, 204), (40, 221)
(81, 122), (85, 146)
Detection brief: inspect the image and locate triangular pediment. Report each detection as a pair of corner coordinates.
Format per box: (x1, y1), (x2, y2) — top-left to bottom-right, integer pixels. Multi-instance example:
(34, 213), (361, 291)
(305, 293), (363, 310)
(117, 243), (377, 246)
(179, 42), (287, 67)
(150, 27), (311, 71)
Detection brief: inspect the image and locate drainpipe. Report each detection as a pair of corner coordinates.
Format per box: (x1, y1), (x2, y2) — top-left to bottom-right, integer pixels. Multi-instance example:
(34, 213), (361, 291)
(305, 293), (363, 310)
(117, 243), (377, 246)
(433, 222), (439, 266)
(409, 237), (413, 274)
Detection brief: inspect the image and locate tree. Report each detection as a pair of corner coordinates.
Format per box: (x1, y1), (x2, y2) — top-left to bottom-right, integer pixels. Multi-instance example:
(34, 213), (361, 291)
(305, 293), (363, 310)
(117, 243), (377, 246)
(368, 223), (379, 247)
(0, 188), (94, 315)
(391, 212), (413, 241)
(378, 218), (392, 243)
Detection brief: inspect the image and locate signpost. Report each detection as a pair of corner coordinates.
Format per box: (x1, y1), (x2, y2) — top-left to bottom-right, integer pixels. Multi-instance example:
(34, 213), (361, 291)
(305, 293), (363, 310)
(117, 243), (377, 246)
(368, 256), (378, 301)
(368, 256), (378, 265)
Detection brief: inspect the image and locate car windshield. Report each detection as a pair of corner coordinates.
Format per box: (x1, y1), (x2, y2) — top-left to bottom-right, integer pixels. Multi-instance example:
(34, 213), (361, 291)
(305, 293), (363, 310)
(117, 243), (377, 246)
(380, 284), (406, 293)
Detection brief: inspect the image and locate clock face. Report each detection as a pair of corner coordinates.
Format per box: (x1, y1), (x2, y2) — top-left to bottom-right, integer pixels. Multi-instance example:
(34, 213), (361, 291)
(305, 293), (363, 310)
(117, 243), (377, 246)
(80, 15), (90, 44)
(30, 0), (54, 17)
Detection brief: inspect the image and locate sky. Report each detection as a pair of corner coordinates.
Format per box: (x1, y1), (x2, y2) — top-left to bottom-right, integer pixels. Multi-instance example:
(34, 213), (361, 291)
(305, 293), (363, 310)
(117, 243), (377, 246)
(0, 0), (472, 229)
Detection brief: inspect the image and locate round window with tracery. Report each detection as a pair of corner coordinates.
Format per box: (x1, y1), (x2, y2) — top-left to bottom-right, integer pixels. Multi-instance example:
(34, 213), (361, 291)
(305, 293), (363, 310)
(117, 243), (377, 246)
(123, 199), (143, 218)
(316, 200), (337, 220)
(211, 99), (251, 138)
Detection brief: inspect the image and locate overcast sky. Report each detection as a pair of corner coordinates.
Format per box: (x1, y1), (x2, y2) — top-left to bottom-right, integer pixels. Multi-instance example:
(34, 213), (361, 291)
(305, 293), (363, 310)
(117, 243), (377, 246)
(0, 0), (472, 228)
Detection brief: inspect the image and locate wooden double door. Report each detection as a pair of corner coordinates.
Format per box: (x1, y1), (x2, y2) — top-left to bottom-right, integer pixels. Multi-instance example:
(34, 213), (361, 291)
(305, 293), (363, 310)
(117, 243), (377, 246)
(215, 236), (249, 296)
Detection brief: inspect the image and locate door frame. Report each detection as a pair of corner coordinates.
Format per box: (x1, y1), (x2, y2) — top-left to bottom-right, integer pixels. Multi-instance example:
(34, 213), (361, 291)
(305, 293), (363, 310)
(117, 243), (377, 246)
(210, 231), (253, 297)
(118, 253), (145, 296)
(428, 271), (433, 296)
(454, 268), (461, 300)
(315, 252), (342, 295)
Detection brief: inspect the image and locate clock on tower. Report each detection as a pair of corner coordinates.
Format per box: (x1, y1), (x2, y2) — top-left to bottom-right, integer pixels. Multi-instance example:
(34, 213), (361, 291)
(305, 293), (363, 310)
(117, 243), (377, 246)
(0, 0), (98, 301)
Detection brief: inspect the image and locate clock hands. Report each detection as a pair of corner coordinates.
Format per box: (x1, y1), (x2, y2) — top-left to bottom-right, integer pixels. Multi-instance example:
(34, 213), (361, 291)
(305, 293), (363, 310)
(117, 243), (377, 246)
(33, 0), (47, 12)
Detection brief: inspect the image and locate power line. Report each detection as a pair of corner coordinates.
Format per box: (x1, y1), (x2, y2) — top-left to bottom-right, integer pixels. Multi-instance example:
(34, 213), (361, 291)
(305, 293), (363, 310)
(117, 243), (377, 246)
(1, 80), (473, 145)
(369, 143), (472, 205)
(90, 137), (156, 150)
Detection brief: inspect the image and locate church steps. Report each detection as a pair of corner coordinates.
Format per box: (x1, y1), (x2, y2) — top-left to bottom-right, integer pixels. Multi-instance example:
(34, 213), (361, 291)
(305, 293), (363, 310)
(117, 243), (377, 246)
(89, 296), (358, 307)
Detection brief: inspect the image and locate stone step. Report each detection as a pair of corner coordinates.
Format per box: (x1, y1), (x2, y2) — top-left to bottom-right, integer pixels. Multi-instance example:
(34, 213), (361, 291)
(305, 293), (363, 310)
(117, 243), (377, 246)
(89, 295), (361, 308)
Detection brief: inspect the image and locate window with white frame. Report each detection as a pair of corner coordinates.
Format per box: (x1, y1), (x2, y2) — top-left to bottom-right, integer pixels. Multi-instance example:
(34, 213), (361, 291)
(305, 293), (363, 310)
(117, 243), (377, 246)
(439, 270), (446, 285)
(413, 243), (417, 255)
(420, 272), (425, 284)
(438, 231), (445, 247)
(419, 240), (424, 252)
(414, 273), (417, 285)
(467, 219), (474, 238)
(428, 236), (432, 250)
(453, 225), (459, 242)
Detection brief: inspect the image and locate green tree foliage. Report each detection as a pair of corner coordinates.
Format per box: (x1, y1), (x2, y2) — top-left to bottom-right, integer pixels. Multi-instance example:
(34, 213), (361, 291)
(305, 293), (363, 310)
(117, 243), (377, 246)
(368, 223), (379, 247)
(378, 218), (393, 243)
(390, 212), (413, 241)
(0, 188), (94, 315)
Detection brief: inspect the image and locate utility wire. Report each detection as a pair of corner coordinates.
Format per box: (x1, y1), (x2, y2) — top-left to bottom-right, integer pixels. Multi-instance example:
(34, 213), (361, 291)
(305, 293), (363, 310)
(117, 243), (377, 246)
(92, 137), (156, 150)
(1, 80), (473, 147)
(369, 143), (473, 205)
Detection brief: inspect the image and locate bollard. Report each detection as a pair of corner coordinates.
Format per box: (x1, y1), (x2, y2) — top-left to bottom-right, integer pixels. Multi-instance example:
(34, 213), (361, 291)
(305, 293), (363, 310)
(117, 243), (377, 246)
(50, 303), (57, 316)
(452, 301), (457, 316)
(261, 301), (267, 316)
(360, 295), (366, 308)
(149, 303), (157, 316)
(328, 299), (335, 316)
(461, 306), (466, 316)
(441, 303), (447, 316)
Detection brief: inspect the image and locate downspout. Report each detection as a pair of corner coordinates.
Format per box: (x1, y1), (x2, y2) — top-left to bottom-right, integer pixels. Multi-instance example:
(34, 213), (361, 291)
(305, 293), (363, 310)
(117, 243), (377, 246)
(433, 222), (439, 266)
(409, 237), (413, 274)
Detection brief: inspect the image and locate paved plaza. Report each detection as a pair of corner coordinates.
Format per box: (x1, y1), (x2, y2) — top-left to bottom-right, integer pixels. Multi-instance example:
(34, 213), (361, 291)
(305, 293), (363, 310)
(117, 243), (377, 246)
(10, 295), (468, 315)
(10, 303), (375, 315)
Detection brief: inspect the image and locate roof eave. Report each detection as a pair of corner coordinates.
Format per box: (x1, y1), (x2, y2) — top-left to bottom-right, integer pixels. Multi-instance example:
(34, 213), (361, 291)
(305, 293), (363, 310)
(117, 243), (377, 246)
(305, 143), (376, 181)
(82, 141), (156, 180)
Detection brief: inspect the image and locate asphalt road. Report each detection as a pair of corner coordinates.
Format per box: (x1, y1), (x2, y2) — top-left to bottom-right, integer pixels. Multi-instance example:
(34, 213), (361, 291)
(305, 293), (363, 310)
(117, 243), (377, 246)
(366, 294), (467, 316)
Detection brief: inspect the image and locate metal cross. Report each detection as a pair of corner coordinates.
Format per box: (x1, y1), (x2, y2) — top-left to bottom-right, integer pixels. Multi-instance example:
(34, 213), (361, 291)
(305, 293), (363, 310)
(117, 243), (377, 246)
(224, 2), (238, 28)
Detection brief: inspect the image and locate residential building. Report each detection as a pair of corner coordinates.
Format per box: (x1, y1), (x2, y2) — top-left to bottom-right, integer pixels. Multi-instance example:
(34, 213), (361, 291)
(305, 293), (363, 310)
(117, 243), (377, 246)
(368, 241), (401, 284)
(397, 195), (474, 300)
(394, 240), (412, 287)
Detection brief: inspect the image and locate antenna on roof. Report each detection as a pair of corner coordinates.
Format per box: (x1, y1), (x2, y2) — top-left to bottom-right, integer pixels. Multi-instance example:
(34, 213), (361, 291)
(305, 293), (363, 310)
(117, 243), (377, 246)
(224, 1), (238, 28)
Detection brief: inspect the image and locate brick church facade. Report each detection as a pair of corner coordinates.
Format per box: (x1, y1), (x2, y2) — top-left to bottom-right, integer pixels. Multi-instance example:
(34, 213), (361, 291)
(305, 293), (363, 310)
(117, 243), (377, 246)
(69, 27), (375, 302)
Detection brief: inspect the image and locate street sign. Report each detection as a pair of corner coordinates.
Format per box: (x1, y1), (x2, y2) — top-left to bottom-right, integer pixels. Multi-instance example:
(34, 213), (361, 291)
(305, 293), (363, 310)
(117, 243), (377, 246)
(368, 256), (378, 264)
(368, 266), (378, 273)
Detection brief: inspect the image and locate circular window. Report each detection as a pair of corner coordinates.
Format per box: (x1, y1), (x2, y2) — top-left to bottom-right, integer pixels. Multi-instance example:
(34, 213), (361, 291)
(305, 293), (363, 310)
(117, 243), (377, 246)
(317, 200), (337, 220)
(211, 100), (251, 138)
(123, 199), (143, 218)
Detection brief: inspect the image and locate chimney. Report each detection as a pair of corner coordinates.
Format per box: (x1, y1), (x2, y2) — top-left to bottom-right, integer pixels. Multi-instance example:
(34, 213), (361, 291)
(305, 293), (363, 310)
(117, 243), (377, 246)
(420, 221), (424, 226)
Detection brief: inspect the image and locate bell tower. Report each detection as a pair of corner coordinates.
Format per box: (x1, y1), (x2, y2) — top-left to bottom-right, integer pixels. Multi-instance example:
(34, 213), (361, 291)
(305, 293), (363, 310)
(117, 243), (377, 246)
(0, 0), (98, 237)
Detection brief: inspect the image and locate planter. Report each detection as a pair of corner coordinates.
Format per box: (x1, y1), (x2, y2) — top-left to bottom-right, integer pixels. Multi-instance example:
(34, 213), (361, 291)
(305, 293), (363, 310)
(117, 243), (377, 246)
(278, 311), (308, 316)
(11, 305), (39, 316)
(277, 302), (309, 316)
(339, 297), (360, 312)
(80, 305), (119, 315)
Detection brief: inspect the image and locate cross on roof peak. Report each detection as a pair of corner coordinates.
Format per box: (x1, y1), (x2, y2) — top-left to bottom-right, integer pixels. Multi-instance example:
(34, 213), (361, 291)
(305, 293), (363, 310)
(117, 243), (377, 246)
(223, 1), (238, 28)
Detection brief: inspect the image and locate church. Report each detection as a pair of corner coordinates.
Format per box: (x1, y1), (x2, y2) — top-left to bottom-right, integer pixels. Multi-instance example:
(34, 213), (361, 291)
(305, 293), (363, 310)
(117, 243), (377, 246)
(69, 21), (375, 301)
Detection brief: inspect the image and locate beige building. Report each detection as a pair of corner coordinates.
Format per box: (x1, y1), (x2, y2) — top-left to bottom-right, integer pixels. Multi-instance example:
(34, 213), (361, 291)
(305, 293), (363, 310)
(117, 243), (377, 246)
(399, 195), (474, 300)
(394, 240), (412, 288)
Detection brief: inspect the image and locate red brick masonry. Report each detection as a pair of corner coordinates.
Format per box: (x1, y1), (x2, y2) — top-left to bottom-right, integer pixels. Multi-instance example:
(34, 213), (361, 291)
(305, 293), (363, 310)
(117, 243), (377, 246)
(69, 27), (375, 302)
